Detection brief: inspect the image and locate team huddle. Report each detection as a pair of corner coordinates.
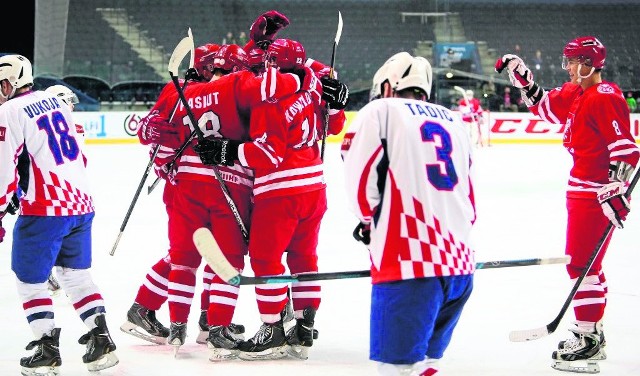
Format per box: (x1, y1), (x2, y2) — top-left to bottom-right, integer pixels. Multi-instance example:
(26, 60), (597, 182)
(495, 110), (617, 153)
(0, 7), (637, 376)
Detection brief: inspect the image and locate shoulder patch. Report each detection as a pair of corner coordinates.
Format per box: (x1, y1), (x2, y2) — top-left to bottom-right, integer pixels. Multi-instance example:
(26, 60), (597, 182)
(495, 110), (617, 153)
(0, 126), (6, 141)
(597, 83), (615, 94)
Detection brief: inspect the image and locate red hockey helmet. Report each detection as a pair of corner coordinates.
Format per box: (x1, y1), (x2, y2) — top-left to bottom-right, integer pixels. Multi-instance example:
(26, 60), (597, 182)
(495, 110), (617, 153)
(213, 44), (249, 73)
(194, 43), (221, 77)
(265, 38), (306, 71)
(562, 36), (606, 69)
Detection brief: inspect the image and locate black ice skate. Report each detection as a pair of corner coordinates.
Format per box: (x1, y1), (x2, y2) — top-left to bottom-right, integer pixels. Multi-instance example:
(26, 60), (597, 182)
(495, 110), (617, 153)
(20, 328), (62, 376)
(207, 325), (245, 361)
(557, 323), (607, 361)
(78, 315), (119, 372)
(286, 307), (319, 360)
(196, 309), (246, 345)
(238, 320), (289, 361)
(168, 322), (187, 356)
(552, 328), (604, 374)
(120, 302), (169, 345)
(238, 303), (294, 361)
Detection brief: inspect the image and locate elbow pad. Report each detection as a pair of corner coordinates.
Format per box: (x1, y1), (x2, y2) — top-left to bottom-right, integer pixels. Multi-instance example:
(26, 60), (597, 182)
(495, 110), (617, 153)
(609, 161), (634, 182)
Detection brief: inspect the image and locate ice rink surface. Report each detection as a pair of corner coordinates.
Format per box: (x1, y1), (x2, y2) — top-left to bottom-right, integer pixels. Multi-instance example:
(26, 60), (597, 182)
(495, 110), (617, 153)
(1, 142), (639, 375)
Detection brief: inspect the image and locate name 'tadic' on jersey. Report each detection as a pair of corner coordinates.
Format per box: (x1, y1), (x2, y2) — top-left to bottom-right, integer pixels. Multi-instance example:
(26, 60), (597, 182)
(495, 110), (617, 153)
(342, 98), (476, 283)
(0, 90), (93, 216)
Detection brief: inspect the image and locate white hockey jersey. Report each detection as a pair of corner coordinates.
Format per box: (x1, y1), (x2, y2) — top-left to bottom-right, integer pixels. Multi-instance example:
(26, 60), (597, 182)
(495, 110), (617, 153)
(342, 98), (476, 284)
(0, 90), (93, 216)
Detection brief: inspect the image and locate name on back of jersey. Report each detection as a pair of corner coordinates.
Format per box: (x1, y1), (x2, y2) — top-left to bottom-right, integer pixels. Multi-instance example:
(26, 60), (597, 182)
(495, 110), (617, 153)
(179, 92), (220, 111)
(23, 97), (63, 118)
(403, 101), (454, 122)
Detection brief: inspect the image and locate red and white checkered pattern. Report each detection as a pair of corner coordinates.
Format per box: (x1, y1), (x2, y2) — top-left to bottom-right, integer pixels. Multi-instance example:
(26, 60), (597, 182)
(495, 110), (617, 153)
(399, 207), (475, 278)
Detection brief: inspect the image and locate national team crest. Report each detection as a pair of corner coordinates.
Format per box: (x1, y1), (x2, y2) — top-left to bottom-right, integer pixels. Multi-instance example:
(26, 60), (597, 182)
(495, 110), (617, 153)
(0, 126), (5, 141)
(597, 84), (615, 94)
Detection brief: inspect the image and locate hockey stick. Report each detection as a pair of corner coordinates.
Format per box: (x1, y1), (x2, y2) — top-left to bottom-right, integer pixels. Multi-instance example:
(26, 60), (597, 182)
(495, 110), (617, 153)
(320, 11), (343, 161)
(193, 227), (570, 286)
(110, 32), (194, 256)
(509, 167), (640, 342)
(167, 31), (249, 243)
(454, 85), (483, 147)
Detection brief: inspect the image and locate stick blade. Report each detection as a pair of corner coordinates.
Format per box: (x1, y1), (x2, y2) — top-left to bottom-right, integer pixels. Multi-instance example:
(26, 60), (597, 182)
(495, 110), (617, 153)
(336, 11), (343, 44)
(187, 28), (195, 68)
(168, 34), (194, 76)
(509, 326), (551, 342)
(193, 227), (241, 285)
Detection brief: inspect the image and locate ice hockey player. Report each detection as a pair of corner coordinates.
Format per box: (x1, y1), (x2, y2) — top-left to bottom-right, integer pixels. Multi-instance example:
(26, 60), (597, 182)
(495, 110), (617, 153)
(0, 54), (119, 374)
(342, 51), (476, 375)
(496, 35), (639, 373)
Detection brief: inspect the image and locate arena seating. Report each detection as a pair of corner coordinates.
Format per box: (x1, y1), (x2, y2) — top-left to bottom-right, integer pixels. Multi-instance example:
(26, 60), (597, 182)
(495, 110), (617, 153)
(57, 0), (640, 110)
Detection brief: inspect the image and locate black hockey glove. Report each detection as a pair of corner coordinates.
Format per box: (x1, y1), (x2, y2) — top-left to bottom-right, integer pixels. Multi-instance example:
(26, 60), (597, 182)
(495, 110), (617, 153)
(193, 138), (239, 166)
(352, 222), (371, 245)
(5, 194), (19, 215)
(184, 67), (201, 82)
(320, 76), (349, 110)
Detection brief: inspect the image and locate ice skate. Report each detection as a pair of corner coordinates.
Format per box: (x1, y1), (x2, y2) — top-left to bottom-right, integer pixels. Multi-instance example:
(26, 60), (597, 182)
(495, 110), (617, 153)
(46, 273), (61, 297)
(558, 323), (606, 361)
(238, 319), (289, 360)
(552, 328), (604, 374)
(286, 307), (318, 360)
(168, 322), (187, 356)
(78, 315), (119, 372)
(238, 303), (294, 361)
(120, 302), (169, 345)
(195, 309), (245, 344)
(20, 328), (62, 376)
(196, 310), (209, 344)
(206, 325), (245, 361)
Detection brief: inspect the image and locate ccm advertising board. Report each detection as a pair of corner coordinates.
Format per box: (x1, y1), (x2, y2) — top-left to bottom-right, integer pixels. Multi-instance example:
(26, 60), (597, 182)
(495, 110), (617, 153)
(74, 111), (640, 145)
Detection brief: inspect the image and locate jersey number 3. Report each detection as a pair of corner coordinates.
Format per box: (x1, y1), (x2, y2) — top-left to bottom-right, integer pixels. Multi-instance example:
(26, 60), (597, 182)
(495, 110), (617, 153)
(421, 121), (458, 191)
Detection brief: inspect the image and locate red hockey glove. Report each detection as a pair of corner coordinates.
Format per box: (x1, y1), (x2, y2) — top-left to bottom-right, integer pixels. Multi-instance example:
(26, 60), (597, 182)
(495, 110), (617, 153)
(495, 54), (545, 106)
(353, 222), (371, 245)
(597, 182), (630, 229)
(250, 10), (290, 49)
(0, 217), (5, 243)
(495, 54), (533, 89)
(138, 112), (183, 149)
(153, 163), (176, 185)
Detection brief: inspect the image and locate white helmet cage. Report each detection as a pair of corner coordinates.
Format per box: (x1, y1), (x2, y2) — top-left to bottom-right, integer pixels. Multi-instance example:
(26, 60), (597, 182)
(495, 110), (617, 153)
(0, 54), (34, 90)
(370, 52), (432, 101)
(46, 84), (79, 106)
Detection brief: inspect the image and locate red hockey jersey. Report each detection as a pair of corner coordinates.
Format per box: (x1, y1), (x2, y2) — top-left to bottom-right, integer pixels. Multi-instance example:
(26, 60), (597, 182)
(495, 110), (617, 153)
(238, 77), (328, 200)
(531, 82), (639, 198)
(148, 68), (306, 189)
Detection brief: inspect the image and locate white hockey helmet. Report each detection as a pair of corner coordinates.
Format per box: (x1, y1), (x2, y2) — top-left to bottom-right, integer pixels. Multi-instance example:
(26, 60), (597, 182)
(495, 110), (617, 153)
(46, 84), (79, 106)
(466, 89), (474, 98)
(370, 52), (432, 100)
(0, 54), (34, 89)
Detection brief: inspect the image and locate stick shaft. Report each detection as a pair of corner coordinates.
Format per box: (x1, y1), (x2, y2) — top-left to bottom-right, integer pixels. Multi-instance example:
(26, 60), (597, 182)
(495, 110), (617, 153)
(510, 167), (639, 341)
(168, 76), (249, 242)
(237, 256), (570, 285)
(111, 46), (191, 255)
(320, 12), (342, 161)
